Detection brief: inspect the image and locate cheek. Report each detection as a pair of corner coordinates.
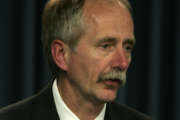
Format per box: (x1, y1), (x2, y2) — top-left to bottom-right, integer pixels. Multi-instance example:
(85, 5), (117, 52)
(69, 56), (89, 78)
(69, 47), (113, 82)
(68, 53), (96, 83)
(89, 53), (112, 75)
(127, 55), (132, 66)
(84, 57), (101, 80)
(78, 55), (104, 82)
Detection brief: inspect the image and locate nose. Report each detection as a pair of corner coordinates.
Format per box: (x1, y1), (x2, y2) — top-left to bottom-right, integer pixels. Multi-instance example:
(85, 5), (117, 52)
(111, 50), (130, 71)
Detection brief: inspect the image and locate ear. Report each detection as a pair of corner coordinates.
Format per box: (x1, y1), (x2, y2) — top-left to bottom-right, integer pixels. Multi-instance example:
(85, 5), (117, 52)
(51, 40), (69, 71)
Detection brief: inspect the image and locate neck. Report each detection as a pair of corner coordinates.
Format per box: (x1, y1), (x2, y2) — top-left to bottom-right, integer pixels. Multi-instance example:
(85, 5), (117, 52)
(57, 75), (105, 120)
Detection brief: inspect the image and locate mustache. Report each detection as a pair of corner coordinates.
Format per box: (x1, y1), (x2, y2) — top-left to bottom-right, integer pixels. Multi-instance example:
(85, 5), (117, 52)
(98, 70), (126, 85)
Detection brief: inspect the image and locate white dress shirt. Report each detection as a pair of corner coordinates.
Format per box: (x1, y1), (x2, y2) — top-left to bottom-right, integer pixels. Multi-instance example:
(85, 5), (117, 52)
(52, 80), (106, 120)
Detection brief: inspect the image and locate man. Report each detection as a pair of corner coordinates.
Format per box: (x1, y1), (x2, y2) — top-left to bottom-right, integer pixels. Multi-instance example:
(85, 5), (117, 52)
(0, 0), (151, 120)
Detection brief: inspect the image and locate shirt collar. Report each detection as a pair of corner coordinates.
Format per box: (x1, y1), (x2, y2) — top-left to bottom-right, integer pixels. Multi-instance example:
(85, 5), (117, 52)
(52, 79), (106, 120)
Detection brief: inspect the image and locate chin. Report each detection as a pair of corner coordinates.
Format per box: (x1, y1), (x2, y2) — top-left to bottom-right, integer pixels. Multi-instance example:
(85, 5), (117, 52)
(101, 98), (116, 103)
(98, 89), (118, 103)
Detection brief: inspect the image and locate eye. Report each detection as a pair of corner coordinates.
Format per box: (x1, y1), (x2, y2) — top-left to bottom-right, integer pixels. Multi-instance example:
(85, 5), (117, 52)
(101, 43), (111, 49)
(124, 44), (134, 53)
(100, 43), (115, 51)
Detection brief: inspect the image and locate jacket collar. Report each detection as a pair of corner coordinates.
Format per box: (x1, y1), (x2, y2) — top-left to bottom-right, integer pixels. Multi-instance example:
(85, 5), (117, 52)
(36, 80), (113, 120)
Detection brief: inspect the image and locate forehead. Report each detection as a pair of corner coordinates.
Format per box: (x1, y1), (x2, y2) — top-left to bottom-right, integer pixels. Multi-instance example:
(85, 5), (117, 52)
(83, 0), (132, 22)
(82, 0), (134, 40)
(84, 0), (129, 14)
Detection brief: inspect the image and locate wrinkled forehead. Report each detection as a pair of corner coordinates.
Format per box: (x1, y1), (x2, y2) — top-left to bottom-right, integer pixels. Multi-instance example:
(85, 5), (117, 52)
(84, 0), (128, 12)
(85, 0), (129, 13)
(82, 0), (133, 29)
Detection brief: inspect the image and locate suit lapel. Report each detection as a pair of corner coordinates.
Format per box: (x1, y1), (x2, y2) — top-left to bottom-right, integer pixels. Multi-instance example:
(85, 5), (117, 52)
(104, 103), (110, 120)
(34, 81), (60, 120)
(35, 82), (119, 120)
(104, 102), (119, 120)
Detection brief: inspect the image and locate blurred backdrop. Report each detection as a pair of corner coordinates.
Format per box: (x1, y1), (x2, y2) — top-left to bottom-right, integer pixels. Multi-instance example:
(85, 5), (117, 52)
(0, 0), (180, 120)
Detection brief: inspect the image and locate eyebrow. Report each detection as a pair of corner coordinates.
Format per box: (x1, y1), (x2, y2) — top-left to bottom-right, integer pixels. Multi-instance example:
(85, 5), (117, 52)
(96, 36), (136, 46)
(96, 37), (118, 46)
(123, 38), (136, 46)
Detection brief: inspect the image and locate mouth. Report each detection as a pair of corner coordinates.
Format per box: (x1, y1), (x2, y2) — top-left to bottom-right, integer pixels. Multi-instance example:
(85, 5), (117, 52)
(103, 79), (122, 88)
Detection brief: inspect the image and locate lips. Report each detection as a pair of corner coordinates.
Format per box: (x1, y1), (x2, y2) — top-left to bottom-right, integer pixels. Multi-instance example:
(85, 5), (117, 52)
(103, 79), (122, 87)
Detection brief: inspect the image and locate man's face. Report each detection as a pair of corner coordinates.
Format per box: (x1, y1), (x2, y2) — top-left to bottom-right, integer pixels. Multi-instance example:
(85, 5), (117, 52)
(66, 1), (135, 103)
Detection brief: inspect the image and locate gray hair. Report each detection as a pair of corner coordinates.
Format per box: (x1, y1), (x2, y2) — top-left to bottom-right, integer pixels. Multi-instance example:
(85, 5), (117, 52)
(41, 0), (132, 79)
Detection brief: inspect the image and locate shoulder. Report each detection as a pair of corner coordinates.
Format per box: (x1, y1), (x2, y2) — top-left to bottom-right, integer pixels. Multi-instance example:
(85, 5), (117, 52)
(0, 93), (40, 120)
(0, 83), (57, 120)
(107, 102), (152, 120)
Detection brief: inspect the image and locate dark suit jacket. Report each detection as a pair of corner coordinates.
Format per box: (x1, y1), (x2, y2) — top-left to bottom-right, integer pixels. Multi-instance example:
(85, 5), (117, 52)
(0, 83), (151, 120)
